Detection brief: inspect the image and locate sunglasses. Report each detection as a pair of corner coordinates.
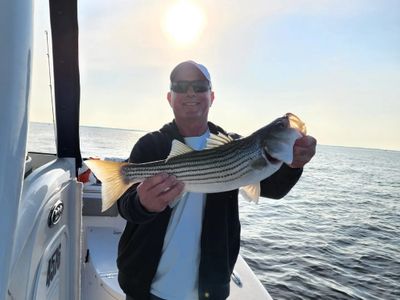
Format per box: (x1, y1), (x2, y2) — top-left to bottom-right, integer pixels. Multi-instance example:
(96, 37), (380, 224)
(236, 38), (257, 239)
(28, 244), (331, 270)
(170, 80), (211, 93)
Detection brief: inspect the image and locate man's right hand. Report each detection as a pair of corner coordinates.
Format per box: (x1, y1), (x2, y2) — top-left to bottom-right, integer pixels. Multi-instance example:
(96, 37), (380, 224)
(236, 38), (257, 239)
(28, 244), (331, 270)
(136, 173), (185, 212)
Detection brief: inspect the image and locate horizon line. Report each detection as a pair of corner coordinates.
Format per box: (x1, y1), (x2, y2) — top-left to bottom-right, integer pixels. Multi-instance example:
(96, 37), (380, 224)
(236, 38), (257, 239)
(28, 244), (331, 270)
(29, 121), (400, 153)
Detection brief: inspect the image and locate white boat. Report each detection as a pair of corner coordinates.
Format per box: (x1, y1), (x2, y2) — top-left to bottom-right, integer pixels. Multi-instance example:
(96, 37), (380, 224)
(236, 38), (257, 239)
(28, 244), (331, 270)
(0, 0), (272, 299)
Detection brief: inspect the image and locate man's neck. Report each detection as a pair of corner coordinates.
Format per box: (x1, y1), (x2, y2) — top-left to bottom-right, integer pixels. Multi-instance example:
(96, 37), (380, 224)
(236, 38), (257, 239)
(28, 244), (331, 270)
(175, 119), (209, 137)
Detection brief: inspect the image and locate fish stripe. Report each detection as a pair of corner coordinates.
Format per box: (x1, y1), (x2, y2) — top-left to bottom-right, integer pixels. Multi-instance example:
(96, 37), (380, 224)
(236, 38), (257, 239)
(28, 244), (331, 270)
(122, 141), (262, 184)
(125, 142), (256, 174)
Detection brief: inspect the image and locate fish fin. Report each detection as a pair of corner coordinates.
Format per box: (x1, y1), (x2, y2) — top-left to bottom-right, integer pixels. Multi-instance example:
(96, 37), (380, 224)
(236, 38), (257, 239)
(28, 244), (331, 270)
(206, 132), (234, 149)
(166, 140), (194, 161)
(84, 160), (135, 212)
(239, 183), (261, 203)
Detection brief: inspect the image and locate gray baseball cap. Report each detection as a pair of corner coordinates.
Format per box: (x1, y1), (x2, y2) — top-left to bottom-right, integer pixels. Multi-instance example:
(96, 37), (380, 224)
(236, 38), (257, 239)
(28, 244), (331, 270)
(170, 60), (211, 83)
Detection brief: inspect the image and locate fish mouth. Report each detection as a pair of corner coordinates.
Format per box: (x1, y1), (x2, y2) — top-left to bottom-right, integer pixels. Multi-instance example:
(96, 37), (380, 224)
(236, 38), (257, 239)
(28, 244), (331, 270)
(287, 113), (307, 135)
(260, 113), (306, 165)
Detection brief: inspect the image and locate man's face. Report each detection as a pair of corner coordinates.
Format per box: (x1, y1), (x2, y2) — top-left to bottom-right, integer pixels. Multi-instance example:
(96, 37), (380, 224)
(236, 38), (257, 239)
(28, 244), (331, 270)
(167, 64), (214, 124)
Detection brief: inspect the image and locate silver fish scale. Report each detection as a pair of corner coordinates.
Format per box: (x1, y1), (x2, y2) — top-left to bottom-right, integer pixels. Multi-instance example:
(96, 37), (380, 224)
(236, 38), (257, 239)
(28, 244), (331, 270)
(121, 136), (265, 186)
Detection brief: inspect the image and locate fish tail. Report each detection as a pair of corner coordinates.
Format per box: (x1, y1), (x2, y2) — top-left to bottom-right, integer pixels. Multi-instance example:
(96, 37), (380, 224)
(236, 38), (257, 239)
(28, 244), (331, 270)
(84, 159), (134, 212)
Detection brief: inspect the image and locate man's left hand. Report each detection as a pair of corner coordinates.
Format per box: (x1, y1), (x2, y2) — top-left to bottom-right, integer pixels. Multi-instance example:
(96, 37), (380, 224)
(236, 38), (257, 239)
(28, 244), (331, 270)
(289, 135), (317, 168)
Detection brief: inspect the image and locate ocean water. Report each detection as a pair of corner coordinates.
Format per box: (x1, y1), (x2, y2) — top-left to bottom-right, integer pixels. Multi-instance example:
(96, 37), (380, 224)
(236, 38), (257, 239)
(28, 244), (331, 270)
(28, 122), (400, 300)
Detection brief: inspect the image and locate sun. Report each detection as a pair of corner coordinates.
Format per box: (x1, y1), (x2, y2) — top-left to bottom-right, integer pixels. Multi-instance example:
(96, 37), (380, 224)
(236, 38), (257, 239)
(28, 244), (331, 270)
(162, 1), (206, 45)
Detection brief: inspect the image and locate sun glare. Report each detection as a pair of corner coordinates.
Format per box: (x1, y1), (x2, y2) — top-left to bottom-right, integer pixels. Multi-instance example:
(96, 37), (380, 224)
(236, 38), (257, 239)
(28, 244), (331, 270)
(162, 1), (206, 45)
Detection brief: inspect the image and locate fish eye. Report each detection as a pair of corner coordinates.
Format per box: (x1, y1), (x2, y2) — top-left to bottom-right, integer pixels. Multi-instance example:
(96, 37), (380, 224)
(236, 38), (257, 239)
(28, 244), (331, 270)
(276, 119), (286, 129)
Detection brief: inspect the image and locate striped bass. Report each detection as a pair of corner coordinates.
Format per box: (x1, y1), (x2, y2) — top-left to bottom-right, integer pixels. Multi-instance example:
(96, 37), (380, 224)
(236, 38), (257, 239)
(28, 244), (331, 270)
(85, 113), (307, 211)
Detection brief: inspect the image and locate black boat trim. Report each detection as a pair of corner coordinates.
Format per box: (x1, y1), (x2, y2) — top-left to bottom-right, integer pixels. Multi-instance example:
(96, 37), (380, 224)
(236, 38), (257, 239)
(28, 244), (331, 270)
(49, 0), (82, 169)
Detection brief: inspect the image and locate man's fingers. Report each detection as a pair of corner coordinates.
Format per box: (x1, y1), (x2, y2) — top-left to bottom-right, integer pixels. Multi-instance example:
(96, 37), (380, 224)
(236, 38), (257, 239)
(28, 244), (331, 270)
(158, 181), (185, 204)
(140, 173), (169, 191)
(290, 135), (317, 168)
(137, 173), (185, 212)
(155, 175), (179, 195)
(295, 135), (317, 147)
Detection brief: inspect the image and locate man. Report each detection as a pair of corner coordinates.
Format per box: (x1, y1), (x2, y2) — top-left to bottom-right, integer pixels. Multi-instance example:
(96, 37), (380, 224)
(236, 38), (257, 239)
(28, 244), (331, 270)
(117, 60), (317, 300)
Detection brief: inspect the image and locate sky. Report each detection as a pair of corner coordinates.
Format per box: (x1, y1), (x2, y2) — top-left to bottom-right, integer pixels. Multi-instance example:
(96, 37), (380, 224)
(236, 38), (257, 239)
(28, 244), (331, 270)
(29, 0), (400, 151)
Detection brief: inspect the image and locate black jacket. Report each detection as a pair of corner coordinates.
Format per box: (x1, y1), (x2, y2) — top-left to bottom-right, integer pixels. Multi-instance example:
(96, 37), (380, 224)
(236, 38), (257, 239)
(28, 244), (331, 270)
(117, 121), (302, 300)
